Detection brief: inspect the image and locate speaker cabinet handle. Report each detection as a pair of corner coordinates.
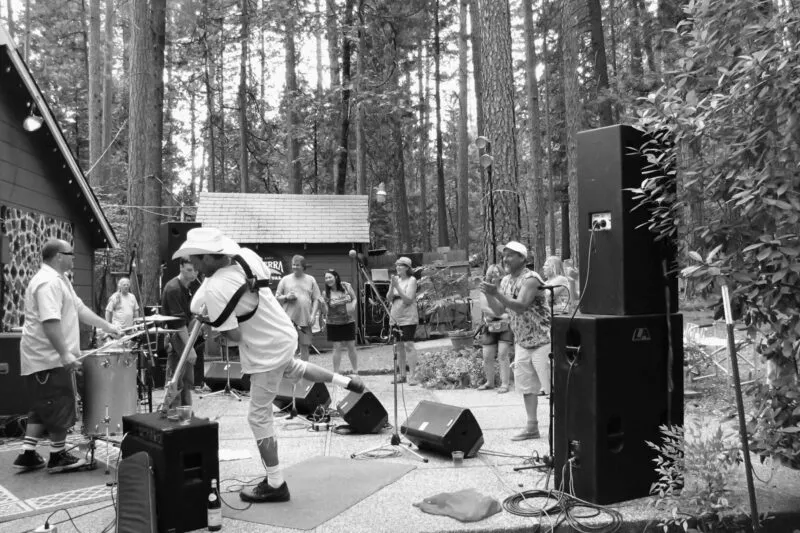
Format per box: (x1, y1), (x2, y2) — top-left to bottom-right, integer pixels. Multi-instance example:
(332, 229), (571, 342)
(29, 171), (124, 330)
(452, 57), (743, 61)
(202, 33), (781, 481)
(0, 362), (8, 375)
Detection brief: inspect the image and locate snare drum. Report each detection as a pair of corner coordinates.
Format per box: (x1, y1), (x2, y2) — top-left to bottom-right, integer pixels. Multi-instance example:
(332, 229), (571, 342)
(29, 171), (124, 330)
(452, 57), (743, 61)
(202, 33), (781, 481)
(82, 348), (137, 435)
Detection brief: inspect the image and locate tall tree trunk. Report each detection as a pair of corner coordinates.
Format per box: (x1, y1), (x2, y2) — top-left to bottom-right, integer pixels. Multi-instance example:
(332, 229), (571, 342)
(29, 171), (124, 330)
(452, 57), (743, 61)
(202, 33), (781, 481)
(434, 0), (449, 247)
(285, 7), (302, 193)
(543, 31), (555, 255)
(190, 86), (197, 201)
(477, 0), (519, 252)
(88, 0), (102, 185)
(469, 0), (486, 257)
(417, 34), (431, 251)
(456, 0), (469, 255)
(609, 0), (617, 75)
(202, 24), (216, 192)
(355, 0), (367, 195)
(335, 0), (354, 194)
(630, 0), (644, 79)
(100, 0), (114, 188)
(326, 0), (341, 88)
(313, 0), (323, 193)
(128, 0), (166, 305)
(23, 0), (30, 62)
(239, 0), (249, 192)
(562, 0), (580, 266)
(389, 66), (411, 251)
(636, 0), (657, 74)
(522, 0), (546, 269)
(587, 0), (613, 126)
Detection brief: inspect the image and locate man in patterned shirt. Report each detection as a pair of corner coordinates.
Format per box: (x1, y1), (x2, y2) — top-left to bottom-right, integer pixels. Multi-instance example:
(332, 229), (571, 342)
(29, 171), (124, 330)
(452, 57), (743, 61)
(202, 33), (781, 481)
(480, 241), (550, 441)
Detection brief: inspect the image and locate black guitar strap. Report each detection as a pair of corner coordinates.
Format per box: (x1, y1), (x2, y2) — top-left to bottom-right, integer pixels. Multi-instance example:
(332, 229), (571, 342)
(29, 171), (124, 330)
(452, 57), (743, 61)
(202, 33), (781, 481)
(206, 254), (271, 328)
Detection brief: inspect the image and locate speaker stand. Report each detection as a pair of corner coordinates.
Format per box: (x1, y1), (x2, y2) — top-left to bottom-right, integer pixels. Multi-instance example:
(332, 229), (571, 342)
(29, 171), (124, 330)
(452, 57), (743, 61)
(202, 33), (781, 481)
(200, 342), (243, 401)
(349, 261), (427, 463)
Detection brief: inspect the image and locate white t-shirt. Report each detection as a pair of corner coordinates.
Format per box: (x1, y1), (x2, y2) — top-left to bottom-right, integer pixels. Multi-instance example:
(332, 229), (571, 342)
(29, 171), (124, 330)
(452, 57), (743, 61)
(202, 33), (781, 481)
(106, 292), (139, 328)
(191, 248), (298, 374)
(20, 264), (86, 375)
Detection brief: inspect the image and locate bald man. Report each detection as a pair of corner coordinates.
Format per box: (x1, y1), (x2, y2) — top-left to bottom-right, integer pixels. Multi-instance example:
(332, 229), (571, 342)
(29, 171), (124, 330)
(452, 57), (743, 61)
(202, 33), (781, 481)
(13, 239), (122, 473)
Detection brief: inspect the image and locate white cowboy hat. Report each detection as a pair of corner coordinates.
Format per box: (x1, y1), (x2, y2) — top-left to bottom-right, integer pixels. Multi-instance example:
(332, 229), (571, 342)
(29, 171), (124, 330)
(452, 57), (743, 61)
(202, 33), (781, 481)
(171, 227), (241, 259)
(497, 240), (528, 258)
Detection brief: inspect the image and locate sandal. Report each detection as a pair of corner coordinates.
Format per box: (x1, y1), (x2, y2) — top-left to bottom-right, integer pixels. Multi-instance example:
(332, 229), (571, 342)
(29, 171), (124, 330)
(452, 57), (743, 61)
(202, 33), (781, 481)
(496, 386), (509, 394)
(392, 376), (407, 384)
(477, 383), (494, 390)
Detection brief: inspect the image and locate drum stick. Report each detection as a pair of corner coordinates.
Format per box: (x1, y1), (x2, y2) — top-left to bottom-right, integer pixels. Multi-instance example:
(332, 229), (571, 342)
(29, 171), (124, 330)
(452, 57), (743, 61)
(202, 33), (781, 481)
(76, 331), (142, 361)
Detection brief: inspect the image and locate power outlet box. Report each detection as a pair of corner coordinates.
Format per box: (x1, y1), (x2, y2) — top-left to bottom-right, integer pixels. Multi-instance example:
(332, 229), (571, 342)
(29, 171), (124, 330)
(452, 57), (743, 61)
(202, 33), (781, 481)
(590, 212), (612, 231)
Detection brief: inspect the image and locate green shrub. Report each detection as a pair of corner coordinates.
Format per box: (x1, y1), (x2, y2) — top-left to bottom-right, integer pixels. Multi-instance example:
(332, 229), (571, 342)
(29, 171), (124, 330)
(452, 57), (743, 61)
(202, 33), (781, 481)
(415, 347), (492, 389)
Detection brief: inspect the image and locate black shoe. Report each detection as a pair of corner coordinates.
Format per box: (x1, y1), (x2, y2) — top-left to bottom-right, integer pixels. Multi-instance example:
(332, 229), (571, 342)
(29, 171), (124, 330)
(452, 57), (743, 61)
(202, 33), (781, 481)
(47, 451), (87, 473)
(240, 479), (291, 503)
(345, 376), (365, 394)
(13, 450), (46, 471)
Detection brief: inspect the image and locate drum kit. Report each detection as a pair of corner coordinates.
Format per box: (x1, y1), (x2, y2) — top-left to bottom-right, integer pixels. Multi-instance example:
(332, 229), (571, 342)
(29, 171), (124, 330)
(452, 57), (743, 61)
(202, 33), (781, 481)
(77, 313), (182, 467)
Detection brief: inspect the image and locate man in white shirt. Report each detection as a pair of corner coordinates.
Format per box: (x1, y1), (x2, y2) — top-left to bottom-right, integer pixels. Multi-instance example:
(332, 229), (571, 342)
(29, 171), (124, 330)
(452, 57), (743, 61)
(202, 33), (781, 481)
(275, 255), (321, 361)
(174, 228), (364, 504)
(105, 277), (140, 329)
(13, 240), (122, 473)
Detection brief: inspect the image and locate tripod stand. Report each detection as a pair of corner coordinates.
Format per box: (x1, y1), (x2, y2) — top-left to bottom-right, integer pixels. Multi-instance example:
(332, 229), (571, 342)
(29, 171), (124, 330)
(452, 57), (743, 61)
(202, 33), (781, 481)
(200, 339), (243, 401)
(350, 260), (427, 463)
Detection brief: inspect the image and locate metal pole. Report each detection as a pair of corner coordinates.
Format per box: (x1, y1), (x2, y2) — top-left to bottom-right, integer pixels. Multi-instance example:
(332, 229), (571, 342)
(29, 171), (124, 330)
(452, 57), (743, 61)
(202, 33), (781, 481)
(488, 164), (496, 264)
(721, 285), (760, 532)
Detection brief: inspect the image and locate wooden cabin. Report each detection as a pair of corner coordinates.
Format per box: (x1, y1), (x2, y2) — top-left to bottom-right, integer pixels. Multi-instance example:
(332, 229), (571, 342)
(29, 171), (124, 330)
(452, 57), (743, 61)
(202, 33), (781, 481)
(0, 27), (117, 416)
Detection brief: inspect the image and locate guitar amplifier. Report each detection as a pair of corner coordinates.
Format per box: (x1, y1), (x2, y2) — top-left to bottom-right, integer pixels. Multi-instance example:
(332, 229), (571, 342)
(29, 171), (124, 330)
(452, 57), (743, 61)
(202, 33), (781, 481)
(121, 413), (219, 533)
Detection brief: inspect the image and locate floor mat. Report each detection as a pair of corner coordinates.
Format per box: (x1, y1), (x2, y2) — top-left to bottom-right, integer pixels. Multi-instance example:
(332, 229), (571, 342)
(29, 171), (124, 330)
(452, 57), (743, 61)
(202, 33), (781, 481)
(0, 446), (117, 523)
(221, 455), (415, 530)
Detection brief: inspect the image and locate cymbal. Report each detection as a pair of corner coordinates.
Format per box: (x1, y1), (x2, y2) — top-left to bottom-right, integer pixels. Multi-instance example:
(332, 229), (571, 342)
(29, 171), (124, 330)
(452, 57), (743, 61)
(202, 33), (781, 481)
(144, 327), (181, 334)
(136, 314), (182, 323)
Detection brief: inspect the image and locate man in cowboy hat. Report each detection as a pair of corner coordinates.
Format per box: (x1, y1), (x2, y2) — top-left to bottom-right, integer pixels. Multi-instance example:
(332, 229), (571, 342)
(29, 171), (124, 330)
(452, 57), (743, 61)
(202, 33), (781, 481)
(173, 227), (365, 504)
(480, 240), (550, 441)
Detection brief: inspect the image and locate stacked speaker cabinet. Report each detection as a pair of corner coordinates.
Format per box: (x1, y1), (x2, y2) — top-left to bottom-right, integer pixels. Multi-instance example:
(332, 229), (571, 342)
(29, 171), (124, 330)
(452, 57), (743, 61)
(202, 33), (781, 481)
(552, 314), (684, 504)
(159, 222), (201, 284)
(121, 413), (219, 533)
(577, 125), (677, 316)
(554, 124), (683, 505)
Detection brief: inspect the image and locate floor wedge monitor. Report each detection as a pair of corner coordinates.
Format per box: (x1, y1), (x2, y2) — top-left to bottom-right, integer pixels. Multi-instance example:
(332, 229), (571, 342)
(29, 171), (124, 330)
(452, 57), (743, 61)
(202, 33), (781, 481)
(401, 400), (484, 458)
(337, 390), (388, 434)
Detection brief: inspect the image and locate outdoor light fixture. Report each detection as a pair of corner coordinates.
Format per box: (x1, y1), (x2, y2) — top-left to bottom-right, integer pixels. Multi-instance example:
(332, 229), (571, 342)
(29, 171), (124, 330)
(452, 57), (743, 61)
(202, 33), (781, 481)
(479, 153), (494, 168)
(375, 182), (387, 204)
(475, 136), (489, 150)
(23, 105), (43, 132)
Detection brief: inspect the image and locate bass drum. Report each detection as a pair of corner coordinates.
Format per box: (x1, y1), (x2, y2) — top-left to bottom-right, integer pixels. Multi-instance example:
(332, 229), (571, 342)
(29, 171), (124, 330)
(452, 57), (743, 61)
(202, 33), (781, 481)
(82, 349), (137, 435)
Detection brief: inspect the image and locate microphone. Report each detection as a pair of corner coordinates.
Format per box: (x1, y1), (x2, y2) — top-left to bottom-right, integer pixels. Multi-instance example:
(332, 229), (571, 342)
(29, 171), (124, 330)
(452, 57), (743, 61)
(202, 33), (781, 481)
(348, 249), (365, 264)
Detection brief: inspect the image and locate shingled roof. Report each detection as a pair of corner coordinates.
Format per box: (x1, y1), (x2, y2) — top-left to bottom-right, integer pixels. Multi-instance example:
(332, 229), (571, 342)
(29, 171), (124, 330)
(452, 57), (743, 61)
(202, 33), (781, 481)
(195, 192), (370, 244)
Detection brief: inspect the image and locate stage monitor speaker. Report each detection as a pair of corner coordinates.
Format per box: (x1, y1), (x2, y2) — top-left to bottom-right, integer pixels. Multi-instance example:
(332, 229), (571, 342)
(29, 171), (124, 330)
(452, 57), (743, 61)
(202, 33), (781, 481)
(552, 313), (684, 505)
(160, 221), (201, 283)
(203, 362), (250, 391)
(0, 336), (31, 417)
(577, 124), (677, 315)
(400, 400), (484, 458)
(121, 413), (219, 533)
(337, 390), (388, 434)
(273, 379), (331, 415)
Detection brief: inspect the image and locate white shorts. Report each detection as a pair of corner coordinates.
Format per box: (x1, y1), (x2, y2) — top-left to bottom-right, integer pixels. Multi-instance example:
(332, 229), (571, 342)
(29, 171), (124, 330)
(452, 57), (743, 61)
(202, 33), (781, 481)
(248, 358), (308, 441)
(513, 344), (551, 395)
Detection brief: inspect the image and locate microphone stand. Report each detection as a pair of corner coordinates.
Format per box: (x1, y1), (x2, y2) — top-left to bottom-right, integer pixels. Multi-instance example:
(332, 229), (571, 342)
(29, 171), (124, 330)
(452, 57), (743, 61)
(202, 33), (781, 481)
(350, 258), (428, 463)
(129, 246), (156, 412)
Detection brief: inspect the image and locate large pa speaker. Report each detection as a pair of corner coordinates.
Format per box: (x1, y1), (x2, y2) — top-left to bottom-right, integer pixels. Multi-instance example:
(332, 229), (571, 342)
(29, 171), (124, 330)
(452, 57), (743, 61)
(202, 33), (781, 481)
(577, 125), (677, 315)
(203, 361), (250, 391)
(552, 313), (684, 505)
(273, 379), (331, 415)
(159, 222), (201, 283)
(337, 390), (388, 434)
(121, 413), (219, 533)
(0, 336), (30, 417)
(401, 401), (484, 458)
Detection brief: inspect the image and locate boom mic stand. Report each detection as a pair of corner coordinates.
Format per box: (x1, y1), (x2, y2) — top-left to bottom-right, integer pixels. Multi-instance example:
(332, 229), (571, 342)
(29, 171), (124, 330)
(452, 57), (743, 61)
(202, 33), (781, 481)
(350, 259), (428, 463)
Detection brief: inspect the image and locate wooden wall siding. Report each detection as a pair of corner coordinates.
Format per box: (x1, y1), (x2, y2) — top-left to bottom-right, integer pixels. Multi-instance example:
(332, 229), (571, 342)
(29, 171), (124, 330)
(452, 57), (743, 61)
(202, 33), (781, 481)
(0, 82), (96, 332)
(1, 206), (74, 331)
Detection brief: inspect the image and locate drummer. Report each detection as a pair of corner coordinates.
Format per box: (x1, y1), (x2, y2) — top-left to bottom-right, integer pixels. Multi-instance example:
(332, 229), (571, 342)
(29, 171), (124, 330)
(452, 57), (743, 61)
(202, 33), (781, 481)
(104, 277), (140, 330)
(13, 239), (122, 473)
(161, 257), (202, 408)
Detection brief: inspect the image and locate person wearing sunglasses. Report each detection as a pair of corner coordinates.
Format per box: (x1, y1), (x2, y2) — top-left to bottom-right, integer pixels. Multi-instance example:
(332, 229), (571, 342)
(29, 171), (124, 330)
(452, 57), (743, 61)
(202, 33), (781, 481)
(14, 240), (122, 474)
